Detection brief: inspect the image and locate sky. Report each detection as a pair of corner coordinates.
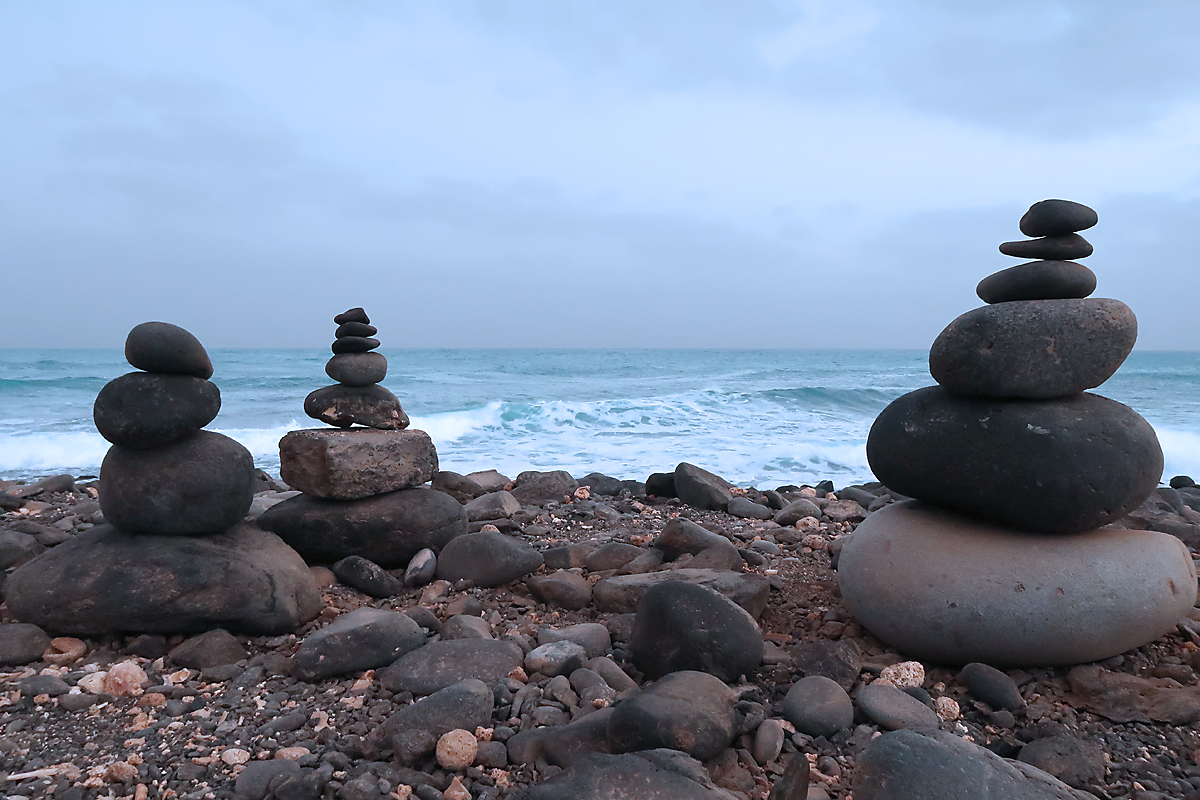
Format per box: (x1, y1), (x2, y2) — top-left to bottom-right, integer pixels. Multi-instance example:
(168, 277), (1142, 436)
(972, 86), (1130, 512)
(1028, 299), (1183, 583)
(1, 1), (1198, 349)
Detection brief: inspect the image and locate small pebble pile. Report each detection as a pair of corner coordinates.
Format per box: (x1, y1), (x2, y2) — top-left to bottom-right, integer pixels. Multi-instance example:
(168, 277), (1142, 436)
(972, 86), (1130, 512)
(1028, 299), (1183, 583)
(840, 200), (1198, 666)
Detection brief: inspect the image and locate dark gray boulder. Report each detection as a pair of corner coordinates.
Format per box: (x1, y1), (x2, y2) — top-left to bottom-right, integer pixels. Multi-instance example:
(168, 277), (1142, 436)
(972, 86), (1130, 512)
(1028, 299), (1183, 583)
(631, 582), (762, 682)
(1019, 199), (1098, 237)
(93, 373), (220, 449)
(377, 639), (524, 696)
(0, 623), (50, 665)
(325, 352), (387, 387)
(510, 470), (578, 506)
(522, 750), (742, 800)
(853, 729), (1092, 800)
(302, 384), (408, 430)
(257, 487), (467, 568)
(645, 472), (677, 498)
(727, 496), (774, 520)
(977, 260), (1096, 304)
(774, 498), (823, 526)
(998, 234), (1093, 261)
(506, 708), (615, 767)
(99, 430), (255, 535)
(593, 569), (770, 618)
(929, 299), (1137, 399)
(5, 524), (321, 635)
(334, 307), (369, 325)
(674, 463), (733, 511)
(782, 676), (854, 738)
(366, 678), (493, 763)
(125, 321), (213, 379)
(435, 530), (543, 588)
(866, 388), (1162, 532)
(333, 556), (403, 597)
(291, 608), (425, 682)
(168, 629), (246, 669)
(464, 491), (520, 521)
(653, 518), (729, 559)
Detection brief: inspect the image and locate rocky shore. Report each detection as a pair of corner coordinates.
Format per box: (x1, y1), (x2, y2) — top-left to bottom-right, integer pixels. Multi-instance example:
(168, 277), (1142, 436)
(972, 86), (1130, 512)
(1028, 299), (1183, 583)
(4, 464), (1200, 800)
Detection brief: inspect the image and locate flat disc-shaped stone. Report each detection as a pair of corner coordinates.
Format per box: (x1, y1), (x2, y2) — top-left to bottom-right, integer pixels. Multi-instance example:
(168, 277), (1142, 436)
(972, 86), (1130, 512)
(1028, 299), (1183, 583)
(976, 260), (1096, 303)
(1019, 199), (1098, 237)
(325, 352), (387, 387)
(929, 298), (1136, 398)
(334, 307), (370, 325)
(303, 384), (409, 429)
(125, 321), (213, 379)
(998, 233), (1093, 261)
(94, 373), (220, 449)
(838, 501), (1196, 666)
(335, 321), (377, 338)
(866, 387), (1162, 532)
(331, 336), (380, 354)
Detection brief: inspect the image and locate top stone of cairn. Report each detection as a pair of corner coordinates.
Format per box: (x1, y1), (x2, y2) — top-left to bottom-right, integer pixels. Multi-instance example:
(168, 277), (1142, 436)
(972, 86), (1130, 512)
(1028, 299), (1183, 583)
(125, 321), (214, 379)
(1019, 199), (1098, 238)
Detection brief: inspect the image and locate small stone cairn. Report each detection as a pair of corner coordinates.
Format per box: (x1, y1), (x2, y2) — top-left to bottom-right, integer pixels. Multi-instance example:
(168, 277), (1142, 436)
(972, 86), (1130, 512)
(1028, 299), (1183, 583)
(6, 322), (321, 634)
(257, 309), (467, 569)
(838, 200), (1198, 666)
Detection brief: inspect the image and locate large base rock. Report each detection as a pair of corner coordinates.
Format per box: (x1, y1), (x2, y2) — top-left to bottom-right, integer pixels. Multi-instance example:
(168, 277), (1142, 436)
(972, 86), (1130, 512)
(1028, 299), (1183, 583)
(279, 428), (438, 500)
(866, 387), (1162, 533)
(838, 501), (1196, 666)
(256, 487), (466, 567)
(4, 524), (321, 635)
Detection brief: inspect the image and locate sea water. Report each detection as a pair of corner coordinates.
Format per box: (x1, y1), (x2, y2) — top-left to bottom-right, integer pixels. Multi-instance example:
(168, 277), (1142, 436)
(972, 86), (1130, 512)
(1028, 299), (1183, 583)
(1, 349), (1198, 488)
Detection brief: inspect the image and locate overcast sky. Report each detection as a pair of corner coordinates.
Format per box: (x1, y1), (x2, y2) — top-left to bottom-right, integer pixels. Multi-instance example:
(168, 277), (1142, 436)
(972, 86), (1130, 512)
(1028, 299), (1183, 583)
(2, 1), (1198, 349)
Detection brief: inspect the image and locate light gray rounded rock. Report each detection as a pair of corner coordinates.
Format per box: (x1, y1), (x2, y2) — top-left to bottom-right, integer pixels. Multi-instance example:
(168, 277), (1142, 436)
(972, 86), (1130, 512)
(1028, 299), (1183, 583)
(854, 682), (939, 731)
(783, 676), (854, 739)
(838, 501), (1197, 666)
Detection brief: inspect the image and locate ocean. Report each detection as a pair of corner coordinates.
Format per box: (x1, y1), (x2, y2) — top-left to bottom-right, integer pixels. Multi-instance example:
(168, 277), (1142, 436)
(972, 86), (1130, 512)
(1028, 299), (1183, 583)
(1, 349), (1198, 489)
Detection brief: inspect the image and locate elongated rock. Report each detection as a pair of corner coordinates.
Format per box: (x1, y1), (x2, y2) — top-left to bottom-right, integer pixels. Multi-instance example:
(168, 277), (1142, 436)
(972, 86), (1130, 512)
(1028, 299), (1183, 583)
(998, 234), (1093, 261)
(866, 388), (1162, 532)
(302, 384), (409, 430)
(976, 260), (1096, 304)
(1019, 199), (1098, 237)
(279, 428), (436, 500)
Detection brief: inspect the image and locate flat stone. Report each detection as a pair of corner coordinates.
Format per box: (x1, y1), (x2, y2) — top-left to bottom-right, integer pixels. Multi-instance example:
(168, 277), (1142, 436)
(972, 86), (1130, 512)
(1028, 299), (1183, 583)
(838, 501), (1197, 666)
(324, 352), (387, 387)
(510, 470), (578, 506)
(367, 679), (493, 763)
(465, 470), (510, 492)
(866, 388), (1162, 532)
(0, 623), (51, 666)
(790, 639), (862, 690)
(99, 431), (255, 535)
(168, 629), (246, 669)
(5, 524), (321, 635)
(853, 729), (1093, 800)
(999, 234), (1093, 261)
(377, 639), (524, 696)
(282, 429), (432, 502)
(330, 336), (380, 354)
(958, 663), (1025, 711)
(435, 531), (543, 588)
(1065, 664), (1200, 724)
(929, 299), (1137, 399)
(1017, 736), (1105, 789)
(1019, 199), (1098, 237)
(335, 321), (377, 338)
(631, 581), (762, 683)
(93, 373), (220, 449)
(593, 569), (770, 617)
(333, 555), (403, 597)
(333, 307), (369, 325)
(523, 750), (742, 800)
(854, 682), (939, 730)
(125, 321), (213, 379)
(302, 384), (409, 430)
(674, 462), (733, 511)
(977, 260), (1097, 303)
(783, 676), (853, 739)
(291, 608), (425, 682)
(727, 496), (773, 520)
(526, 570), (592, 610)
(464, 491), (520, 522)
(584, 542), (644, 571)
(257, 486), (467, 568)
(653, 518), (730, 558)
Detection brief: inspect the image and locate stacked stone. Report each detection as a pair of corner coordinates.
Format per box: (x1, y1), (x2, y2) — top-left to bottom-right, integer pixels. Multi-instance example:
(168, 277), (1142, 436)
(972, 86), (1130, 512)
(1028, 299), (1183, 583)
(258, 309), (467, 571)
(838, 200), (1197, 667)
(6, 322), (320, 635)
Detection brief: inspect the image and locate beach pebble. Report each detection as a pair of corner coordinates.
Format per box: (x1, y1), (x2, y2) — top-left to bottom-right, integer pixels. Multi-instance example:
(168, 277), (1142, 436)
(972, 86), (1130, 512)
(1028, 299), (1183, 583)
(436, 530), (544, 588)
(525, 640), (587, 677)
(443, 776), (471, 800)
(977, 260), (1096, 303)
(334, 321), (377, 338)
(783, 676), (854, 738)
(631, 581), (762, 682)
(221, 748), (251, 766)
(0, 623), (51, 665)
(18, 674), (70, 697)
(584, 541), (645, 571)
(1019, 198), (1098, 237)
(404, 548), (437, 587)
(673, 462), (734, 511)
(958, 662), (1025, 710)
(464, 490), (521, 521)
(509, 469), (578, 506)
(325, 352), (387, 387)
(333, 555), (403, 597)
(774, 498), (823, 527)
(169, 628), (247, 669)
(436, 729), (478, 770)
(752, 718), (785, 765)
(105, 661), (149, 696)
(291, 608), (425, 682)
(727, 496), (774, 520)
(1017, 735), (1105, 788)
(592, 569), (770, 618)
(539, 623), (611, 659)
(378, 639), (524, 696)
(43, 637), (86, 666)
(366, 678), (493, 764)
(330, 335), (380, 354)
(302, 384), (408, 430)
(93, 373), (220, 449)
(854, 682), (940, 731)
(125, 321), (214, 379)
(526, 570), (592, 610)
(934, 696), (960, 722)
(999, 233), (1093, 261)
(880, 661), (925, 688)
(442, 614), (493, 640)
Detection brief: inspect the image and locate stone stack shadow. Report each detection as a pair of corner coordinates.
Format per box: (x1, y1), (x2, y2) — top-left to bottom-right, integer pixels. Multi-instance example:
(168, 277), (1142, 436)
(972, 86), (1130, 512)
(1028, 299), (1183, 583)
(838, 199), (1198, 667)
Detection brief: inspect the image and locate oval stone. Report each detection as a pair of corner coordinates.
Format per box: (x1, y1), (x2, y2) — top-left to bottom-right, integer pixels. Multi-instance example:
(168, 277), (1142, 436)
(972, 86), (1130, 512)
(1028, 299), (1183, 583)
(838, 501), (1196, 666)
(334, 307), (370, 325)
(94, 373), (221, 449)
(929, 298), (1136, 398)
(866, 387), (1162, 533)
(976, 260), (1096, 303)
(1019, 199), (1097, 237)
(100, 431), (255, 535)
(998, 233), (1092, 261)
(125, 321), (213, 379)
(335, 322), (377, 338)
(303, 384), (409, 429)
(325, 352), (388, 387)
(331, 336), (380, 354)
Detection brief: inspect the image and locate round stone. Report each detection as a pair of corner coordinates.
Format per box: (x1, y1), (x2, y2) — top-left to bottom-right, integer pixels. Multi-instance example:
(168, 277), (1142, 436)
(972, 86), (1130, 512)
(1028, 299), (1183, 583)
(331, 336), (380, 354)
(1019, 199), (1098, 237)
(998, 233), (1093, 261)
(335, 321), (377, 338)
(325, 352), (388, 387)
(436, 729), (478, 770)
(838, 501), (1197, 666)
(929, 298), (1137, 399)
(100, 430), (255, 535)
(334, 307), (370, 325)
(303, 384), (409, 429)
(782, 675), (853, 738)
(125, 322), (213, 379)
(94, 373), (220, 449)
(866, 387), (1162, 533)
(976, 260), (1096, 303)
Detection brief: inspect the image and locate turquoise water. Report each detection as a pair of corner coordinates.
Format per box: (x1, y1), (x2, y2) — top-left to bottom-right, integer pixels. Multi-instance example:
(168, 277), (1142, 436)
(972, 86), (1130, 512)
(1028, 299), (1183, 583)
(1, 349), (1198, 488)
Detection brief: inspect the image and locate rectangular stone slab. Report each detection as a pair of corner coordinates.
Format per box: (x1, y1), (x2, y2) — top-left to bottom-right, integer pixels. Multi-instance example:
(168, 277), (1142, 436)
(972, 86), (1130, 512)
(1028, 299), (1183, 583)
(280, 428), (438, 499)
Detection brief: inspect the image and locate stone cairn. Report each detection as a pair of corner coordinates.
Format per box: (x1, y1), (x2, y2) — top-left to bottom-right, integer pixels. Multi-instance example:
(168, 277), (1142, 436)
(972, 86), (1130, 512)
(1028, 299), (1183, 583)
(838, 199), (1198, 666)
(257, 308), (467, 575)
(6, 322), (320, 635)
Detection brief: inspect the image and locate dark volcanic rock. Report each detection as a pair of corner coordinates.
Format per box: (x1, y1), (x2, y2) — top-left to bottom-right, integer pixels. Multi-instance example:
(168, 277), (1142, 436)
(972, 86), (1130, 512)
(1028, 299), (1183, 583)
(430, 470), (486, 503)
(125, 321), (214, 379)
(510, 470), (578, 506)
(999, 234), (1093, 261)
(1019, 199), (1098, 237)
(378, 639), (524, 696)
(854, 683), (939, 731)
(291, 608), (425, 682)
(93, 373), (221, 449)
(100, 430), (255, 535)
(334, 321), (377, 338)
(653, 517), (730, 559)
(929, 298), (1137, 399)
(977, 260), (1097, 304)
(853, 729), (1091, 800)
(333, 555), (403, 597)
(959, 662), (1025, 711)
(5, 524), (321, 635)
(674, 463), (733, 511)
(1018, 736), (1105, 789)
(435, 531), (544, 588)
(324, 352), (387, 387)
(631, 581), (762, 682)
(593, 569), (770, 617)
(0, 623), (51, 665)
(645, 472), (677, 498)
(330, 336), (380, 354)
(522, 750), (741, 800)
(367, 678), (493, 763)
(302, 384), (409, 430)
(168, 629), (247, 669)
(783, 676), (854, 738)
(334, 307), (369, 325)
(1065, 665), (1200, 724)
(279, 428), (435, 500)
(866, 387), (1162, 532)
(0, 530), (44, 570)
(257, 487), (467, 568)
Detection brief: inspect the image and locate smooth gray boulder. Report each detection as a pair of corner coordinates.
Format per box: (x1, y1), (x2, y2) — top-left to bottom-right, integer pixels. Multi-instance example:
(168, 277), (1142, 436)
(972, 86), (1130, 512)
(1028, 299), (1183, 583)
(510, 470), (577, 506)
(377, 638), (524, 696)
(464, 490), (521, 521)
(292, 608), (425, 682)
(854, 682), (939, 730)
(435, 530), (543, 588)
(631, 581), (762, 682)
(522, 750), (741, 800)
(838, 501), (1197, 666)
(0, 623), (51, 665)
